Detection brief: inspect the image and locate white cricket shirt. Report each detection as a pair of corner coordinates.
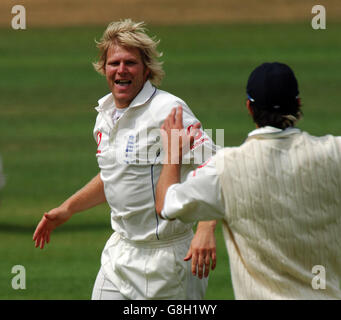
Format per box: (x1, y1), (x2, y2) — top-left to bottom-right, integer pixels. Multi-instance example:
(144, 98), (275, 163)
(94, 80), (217, 241)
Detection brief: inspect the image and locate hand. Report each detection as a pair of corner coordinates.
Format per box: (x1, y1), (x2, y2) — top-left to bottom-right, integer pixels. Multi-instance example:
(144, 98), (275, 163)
(184, 221), (217, 279)
(33, 206), (72, 249)
(161, 106), (201, 164)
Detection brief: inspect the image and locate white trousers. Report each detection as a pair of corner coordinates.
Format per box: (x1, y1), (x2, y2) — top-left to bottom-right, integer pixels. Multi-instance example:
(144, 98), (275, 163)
(91, 231), (208, 300)
(92, 267), (127, 300)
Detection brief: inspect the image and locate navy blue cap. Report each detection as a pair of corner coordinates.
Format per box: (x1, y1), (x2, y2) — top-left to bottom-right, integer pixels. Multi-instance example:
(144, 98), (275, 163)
(246, 62), (299, 112)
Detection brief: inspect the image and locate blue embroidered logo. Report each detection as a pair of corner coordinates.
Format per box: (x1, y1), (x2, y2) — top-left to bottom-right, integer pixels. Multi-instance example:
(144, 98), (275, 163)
(125, 135), (135, 163)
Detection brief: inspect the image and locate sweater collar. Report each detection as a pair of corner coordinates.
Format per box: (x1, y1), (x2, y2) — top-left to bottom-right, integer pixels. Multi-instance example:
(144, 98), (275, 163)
(95, 80), (157, 113)
(247, 126), (301, 140)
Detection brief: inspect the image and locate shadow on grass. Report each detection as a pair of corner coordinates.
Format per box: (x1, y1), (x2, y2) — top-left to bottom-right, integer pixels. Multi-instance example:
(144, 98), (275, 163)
(0, 223), (110, 234)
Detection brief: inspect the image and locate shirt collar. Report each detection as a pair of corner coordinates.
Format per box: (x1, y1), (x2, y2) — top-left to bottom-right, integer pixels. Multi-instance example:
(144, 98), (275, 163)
(95, 80), (157, 113)
(247, 126), (301, 140)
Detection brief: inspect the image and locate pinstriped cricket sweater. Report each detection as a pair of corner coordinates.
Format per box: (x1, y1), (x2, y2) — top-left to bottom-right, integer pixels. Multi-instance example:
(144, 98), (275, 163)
(216, 129), (341, 299)
(163, 127), (341, 299)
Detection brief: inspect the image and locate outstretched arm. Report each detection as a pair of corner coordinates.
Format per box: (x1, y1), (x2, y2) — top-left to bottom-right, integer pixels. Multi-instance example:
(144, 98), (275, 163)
(156, 106), (217, 278)
(33, 173), (106, 249)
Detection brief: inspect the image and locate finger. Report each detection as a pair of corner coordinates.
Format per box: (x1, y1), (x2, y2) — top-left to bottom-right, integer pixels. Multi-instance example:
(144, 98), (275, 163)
(35, 234), (43, 249)
(35, 236), (40, 248)
(164, 113), (173, 131)
(33, 224), (43, 242)
(40, 233), (46, 250)
(197, 253), (204, 279)
(204, 255), (211, 278)
(160, 128), (168, 140)
(170, 108), (177, 124)
(33, 219), (44, 240)
(191, 253), (198, 276)
(175, 106), (183, 128)
(211, 251), (217, 270)
(33, 228), (38, 241)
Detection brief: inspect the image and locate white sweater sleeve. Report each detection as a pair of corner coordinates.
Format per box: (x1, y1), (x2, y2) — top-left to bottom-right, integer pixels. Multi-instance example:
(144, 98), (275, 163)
(161, 156), (225, 223)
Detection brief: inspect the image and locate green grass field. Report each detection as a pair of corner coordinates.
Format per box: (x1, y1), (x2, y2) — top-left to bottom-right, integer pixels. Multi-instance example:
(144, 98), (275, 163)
(1, 22), (341, 300)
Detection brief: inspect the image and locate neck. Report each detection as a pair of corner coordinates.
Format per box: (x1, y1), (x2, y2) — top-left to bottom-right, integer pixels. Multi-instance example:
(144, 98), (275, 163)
(114, 100), (130, 109)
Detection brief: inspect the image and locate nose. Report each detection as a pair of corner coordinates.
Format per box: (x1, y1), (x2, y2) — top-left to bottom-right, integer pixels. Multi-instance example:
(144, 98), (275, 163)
(117, 62), (127, 74)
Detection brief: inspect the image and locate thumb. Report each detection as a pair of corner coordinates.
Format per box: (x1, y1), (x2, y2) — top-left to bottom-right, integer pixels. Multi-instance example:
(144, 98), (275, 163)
(44, 211), (56, 220)
(184, 248), (192, 261)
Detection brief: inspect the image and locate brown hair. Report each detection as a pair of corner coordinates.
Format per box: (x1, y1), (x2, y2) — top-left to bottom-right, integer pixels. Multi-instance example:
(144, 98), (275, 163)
(249, 99), (303, 129)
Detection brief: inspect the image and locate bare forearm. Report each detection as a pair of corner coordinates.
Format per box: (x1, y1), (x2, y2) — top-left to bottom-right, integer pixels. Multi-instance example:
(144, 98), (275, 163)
(155, 164), (180, 215)
(61, 173), (106, 215)
(197, 220), (217, 232)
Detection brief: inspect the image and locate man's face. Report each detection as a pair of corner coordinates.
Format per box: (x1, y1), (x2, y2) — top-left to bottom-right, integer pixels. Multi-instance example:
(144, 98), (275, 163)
(105, 45), (150, 109)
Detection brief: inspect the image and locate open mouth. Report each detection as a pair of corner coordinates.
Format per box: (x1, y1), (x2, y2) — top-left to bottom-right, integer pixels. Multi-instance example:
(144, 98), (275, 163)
(114, 80), (132, 86)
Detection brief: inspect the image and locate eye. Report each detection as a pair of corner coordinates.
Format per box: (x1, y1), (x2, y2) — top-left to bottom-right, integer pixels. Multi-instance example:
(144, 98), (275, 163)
(126, 60), (137, 66)
(107, 60), (119, 66)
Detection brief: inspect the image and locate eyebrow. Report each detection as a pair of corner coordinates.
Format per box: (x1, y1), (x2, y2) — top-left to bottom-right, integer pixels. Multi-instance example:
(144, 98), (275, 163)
(106, 57), (139, 63)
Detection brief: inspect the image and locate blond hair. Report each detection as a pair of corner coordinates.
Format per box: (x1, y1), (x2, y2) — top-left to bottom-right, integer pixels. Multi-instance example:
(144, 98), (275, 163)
(93, 19), (165, 87)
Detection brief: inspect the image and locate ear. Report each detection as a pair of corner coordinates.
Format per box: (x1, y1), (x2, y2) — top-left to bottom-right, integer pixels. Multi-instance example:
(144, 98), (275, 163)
(246, 99), (254, 116)
(144, 67), (151, 81)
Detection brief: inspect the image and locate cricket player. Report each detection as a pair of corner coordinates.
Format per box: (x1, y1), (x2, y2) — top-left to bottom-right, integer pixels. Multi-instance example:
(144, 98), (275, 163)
(33, 19), (218, 300)
(156, 62), (341, 299)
